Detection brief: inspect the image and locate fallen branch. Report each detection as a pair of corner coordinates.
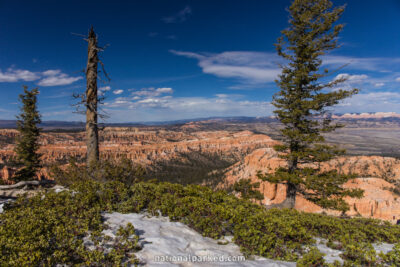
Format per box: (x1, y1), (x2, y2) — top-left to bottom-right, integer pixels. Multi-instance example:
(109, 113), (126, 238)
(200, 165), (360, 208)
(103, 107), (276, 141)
(0, 180), (54, 190)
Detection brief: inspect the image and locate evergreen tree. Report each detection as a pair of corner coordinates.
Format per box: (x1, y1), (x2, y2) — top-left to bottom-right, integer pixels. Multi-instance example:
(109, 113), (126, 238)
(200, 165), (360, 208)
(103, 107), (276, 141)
(258, 0), (363, 212)
(233, 179), (264, 203)
(13, 86), (42, 181)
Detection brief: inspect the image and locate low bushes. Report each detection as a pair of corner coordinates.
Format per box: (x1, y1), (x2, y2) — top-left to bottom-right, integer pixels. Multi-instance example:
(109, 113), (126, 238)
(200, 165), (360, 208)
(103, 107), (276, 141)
(0, 186), (140, 266)
(1, 178), (400, 266)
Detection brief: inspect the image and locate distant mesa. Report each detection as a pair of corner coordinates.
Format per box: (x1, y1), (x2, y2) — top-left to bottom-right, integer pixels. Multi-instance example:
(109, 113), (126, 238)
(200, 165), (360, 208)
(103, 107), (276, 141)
(331, 112), (400, 119)
(2, 113), (400, 129)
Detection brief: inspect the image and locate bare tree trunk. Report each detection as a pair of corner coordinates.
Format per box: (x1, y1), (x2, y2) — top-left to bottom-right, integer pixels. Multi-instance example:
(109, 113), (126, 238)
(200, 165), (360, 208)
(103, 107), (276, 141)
(266, 157), (297, 210)
(285, 181), (296, 208)
(285, 157), (297, 208)
(86, 27), (99, 167)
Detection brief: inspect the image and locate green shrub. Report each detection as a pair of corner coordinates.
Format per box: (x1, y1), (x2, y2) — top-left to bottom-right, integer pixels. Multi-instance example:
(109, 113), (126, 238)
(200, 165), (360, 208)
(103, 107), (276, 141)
(50, 157), (145, 186)
(2, 178), (400, 265)
(111, 181), (400, 263)
(341, 242), (378, 266)
(381, 243), (400, 266)
(296, 247), (326, 267)
(0, 186), (140, 266)
(232, 178), (264, 202)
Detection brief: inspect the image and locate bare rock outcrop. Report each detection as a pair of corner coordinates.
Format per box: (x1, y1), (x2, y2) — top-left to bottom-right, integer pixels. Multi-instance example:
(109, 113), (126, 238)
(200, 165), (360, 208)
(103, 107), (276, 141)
(2, 127), (400, 222)
(221, 147), (400, 222)
(0, 129), (278, 181)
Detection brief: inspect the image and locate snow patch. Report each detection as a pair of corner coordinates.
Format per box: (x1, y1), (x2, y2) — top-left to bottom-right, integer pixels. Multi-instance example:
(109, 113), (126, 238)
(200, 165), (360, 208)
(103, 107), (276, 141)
(373, 243), (395, 254)
(103, 212), (296, 266)
(314, 238), (343, 264)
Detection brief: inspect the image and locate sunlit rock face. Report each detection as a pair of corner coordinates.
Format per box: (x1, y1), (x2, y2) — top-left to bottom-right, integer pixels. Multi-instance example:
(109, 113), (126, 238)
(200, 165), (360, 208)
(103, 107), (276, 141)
(1, 127), (400, 222)
(221, 147), (400, 222)
(0, 128), (278, 181)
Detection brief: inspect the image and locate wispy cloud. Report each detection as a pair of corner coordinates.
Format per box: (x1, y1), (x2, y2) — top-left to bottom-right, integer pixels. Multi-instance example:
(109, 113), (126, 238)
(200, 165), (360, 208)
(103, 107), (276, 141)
(104, 86), (272, 122)
(170, 50), (281, 88)
(337, 92), (400, 113)
(38, 69), (82, 86)
(322, 55), (400, 72)
(0, 67), (82, 86)
(113, 89), (124, 95)
(0, 68), (40, 82)
(129, 87), (173, 98)
(162, 6), (192, 23)
(334, 73), (368, 83)
(374, 82), (385, 87)
(99, 86), (111, 91)
(171, 50), (400, 90)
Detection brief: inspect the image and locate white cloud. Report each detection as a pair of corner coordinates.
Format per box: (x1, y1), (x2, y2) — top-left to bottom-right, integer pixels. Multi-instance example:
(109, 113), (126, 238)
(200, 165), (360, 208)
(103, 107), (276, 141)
(156, 87), (173, 94)
(215, 94), (229, 98)
(374, 82), (385, 87)
(99, 86), (111, 91)
(42, 70), (61, 76)
(103, 85), (273, 122)
(336, 92), (400, 113)
(113, 89), (124, 95)
(323, 55), (400, 72)
(170, 50), (281, 87)
(171, 50), (400, 89)
(0, 68), (40, 82)
(0, 67), (82, 86)
(396, 77), (400, 82)
(105, 94), (273, 122)
(130, 87), (173, 98)
(115, 100), (128, 104)
(162, 6), (192, 23)
(334, 73), (368, 83)
(38, 70), (82, 86)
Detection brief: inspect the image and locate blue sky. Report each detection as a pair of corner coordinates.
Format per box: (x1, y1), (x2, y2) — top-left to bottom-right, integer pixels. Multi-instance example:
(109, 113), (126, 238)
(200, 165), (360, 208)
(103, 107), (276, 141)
(1, 0), (400, 122)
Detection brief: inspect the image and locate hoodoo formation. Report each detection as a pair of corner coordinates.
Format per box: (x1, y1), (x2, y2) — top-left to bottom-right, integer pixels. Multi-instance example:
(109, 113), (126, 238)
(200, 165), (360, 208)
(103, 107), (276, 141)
(1, 127), (400, 222)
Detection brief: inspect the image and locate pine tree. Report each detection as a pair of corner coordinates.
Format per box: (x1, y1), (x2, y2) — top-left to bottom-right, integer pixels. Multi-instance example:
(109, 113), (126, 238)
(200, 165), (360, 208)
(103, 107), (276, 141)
(233, 179), (264, 203)
(258, 0), (363, 212)
(13, 86), (42, 181)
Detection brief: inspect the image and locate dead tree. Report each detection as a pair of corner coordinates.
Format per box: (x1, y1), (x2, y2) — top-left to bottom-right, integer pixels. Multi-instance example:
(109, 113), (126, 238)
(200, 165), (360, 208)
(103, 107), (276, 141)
(73, 27), (109, 167)
(86, 27), (99, 166)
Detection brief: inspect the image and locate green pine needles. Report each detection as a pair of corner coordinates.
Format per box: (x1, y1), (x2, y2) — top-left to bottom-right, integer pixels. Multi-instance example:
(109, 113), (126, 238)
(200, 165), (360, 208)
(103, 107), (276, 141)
(13, 86), (42, 182)
(258, 0), (363, 212)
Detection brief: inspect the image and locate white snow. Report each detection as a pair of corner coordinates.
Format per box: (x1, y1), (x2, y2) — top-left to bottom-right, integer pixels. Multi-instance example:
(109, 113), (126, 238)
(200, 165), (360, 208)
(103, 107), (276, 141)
(52, 185), (67, 193)
(0, 198), (395, 266)
(314, 238), (396, 264)
(373, 243), (395, 254)
(314, 238), (343, 264)
(0, 199), (13, 214)
(103, 212), (296, 267)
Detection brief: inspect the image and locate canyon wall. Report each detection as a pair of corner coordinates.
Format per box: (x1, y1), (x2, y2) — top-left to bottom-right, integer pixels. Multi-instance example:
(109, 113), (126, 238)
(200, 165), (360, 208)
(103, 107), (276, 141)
(0, 128), (277, 183)
(1, 127), (400, 222)
(222, 147), (400, 223)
